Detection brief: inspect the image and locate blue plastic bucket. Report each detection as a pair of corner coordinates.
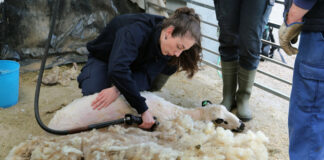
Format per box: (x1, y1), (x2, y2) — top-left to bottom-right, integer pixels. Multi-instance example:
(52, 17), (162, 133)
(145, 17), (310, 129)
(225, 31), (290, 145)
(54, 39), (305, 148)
(0, 60), (20, 108)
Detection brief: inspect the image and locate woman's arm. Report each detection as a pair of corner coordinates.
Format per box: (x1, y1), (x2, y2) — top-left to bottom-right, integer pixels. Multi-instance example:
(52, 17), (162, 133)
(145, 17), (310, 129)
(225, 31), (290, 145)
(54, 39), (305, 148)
(107, 25), (150, 113)
(286, 1), (313, 24)
(107, 23), (157, 129)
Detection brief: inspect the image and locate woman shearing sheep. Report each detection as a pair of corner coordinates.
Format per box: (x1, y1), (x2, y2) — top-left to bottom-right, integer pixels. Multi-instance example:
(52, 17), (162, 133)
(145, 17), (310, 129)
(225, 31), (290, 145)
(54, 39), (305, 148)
(77, 7), (202, 129)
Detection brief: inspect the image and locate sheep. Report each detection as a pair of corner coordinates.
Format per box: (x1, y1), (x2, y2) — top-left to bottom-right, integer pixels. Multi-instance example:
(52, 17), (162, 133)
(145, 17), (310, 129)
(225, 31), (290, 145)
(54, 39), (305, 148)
(48, 91), (244, 132)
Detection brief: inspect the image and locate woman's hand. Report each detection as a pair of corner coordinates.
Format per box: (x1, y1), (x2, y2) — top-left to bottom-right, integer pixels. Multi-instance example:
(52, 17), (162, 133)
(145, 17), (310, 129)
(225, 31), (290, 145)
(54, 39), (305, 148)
(139, 110), (155, 129)
(92, 86), (120, 110)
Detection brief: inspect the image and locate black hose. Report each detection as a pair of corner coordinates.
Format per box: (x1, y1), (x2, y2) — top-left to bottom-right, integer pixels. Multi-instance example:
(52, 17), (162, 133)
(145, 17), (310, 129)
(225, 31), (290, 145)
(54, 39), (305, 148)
(34, 0), (71, 135)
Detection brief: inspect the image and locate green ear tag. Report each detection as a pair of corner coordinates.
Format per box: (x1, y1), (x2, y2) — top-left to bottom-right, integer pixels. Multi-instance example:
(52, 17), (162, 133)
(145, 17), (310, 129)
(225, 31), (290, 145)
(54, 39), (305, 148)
(201, 100), (212, 107)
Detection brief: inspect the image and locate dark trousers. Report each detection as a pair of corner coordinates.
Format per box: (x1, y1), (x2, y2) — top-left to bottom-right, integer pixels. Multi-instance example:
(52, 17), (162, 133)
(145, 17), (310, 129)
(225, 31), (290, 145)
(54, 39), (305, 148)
(214, 0), (273, 70)
(77, 55), (111, 96)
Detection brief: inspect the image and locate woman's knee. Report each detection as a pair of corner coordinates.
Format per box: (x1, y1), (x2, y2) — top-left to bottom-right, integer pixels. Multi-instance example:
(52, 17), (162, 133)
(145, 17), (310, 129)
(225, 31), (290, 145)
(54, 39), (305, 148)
(78, 56), (109, 96)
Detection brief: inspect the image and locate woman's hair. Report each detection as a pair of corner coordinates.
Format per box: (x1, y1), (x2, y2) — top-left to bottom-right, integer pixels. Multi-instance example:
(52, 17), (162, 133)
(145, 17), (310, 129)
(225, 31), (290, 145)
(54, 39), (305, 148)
(162, 7), (202, 78)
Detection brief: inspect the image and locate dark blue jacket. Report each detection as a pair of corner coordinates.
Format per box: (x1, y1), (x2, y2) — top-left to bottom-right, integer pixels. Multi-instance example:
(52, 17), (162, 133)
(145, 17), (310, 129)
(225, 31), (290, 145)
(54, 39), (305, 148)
(86, 13), (177, 114)
(302, 0), (324, 31)
(285, 0), (324, 32)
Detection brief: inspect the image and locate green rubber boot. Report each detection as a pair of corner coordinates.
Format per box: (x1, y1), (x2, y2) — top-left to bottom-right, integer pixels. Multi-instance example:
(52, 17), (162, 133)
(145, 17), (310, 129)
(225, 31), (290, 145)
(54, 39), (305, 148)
(149, 73), (170, 91)
(236, 66), (256, 122)
(220, 61), (238, 111)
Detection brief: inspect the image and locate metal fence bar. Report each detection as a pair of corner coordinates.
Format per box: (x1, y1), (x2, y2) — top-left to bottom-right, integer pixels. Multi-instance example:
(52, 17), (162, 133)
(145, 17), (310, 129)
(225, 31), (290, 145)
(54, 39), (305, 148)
(148, 2), (293, 70)
(260, 54), (294, 70)
(177, 0), (285, 11)
(202, 47), (293, 85)
(201, 20), (218, 28)
(146, 0), (292, 101)
(185, 0), (215, 10)
(268, 22), (281, 29)
(262, 39), (281, 48)
(202, 32), (294, 70)
(180, 0), (285, 10)
(275, 0), (285, 5)
(200, 24), (294, 70)
(203, 34), (283, 52)
(202, 34), (218, 42)
(257, 68), (292, 85)
(149, 2), (282, 43)
(184, 0), (283, 29)
(147, 2), (174, 13)
(254, 83), (290, 100)
(202, 59), (290, 101)
(155, 0), (290, 68)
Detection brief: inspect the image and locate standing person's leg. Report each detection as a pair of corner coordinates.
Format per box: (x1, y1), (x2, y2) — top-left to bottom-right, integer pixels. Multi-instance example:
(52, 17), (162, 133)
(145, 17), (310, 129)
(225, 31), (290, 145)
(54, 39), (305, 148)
(289, 32), (324, 160)
(77, 55), (110, 96)
(214, 0), (240, 111)
(236, 0), (273, 121)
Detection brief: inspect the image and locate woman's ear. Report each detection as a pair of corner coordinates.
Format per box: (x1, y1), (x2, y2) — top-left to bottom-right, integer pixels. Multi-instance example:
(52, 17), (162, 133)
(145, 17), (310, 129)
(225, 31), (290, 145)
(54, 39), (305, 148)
(165, 26), (175, 37)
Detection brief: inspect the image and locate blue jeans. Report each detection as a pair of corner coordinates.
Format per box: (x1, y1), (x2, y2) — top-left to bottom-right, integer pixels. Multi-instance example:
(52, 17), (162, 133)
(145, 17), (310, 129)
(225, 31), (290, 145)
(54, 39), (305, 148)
(289, 31), (324, 160)
(214, 0), (273, 70)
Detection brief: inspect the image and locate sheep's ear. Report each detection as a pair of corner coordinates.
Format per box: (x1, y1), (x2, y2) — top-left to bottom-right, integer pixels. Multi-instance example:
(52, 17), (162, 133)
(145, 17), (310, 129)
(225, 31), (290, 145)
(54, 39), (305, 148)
(201, 100), (212, 107)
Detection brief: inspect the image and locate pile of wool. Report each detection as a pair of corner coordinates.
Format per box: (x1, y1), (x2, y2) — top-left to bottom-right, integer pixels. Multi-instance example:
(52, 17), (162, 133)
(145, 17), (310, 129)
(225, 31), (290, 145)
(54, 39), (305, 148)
(41, 63), (79, 86)
(6, 115), (269, 160)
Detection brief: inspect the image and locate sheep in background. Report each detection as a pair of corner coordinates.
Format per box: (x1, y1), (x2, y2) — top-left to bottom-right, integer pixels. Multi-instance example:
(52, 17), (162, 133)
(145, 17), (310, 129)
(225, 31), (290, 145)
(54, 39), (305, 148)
(48, 91), (244, 132)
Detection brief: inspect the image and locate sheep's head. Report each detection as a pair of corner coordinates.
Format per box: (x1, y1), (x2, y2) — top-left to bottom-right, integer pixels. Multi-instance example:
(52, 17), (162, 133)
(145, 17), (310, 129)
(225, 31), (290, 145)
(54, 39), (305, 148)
(202, 104), (245, 132)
